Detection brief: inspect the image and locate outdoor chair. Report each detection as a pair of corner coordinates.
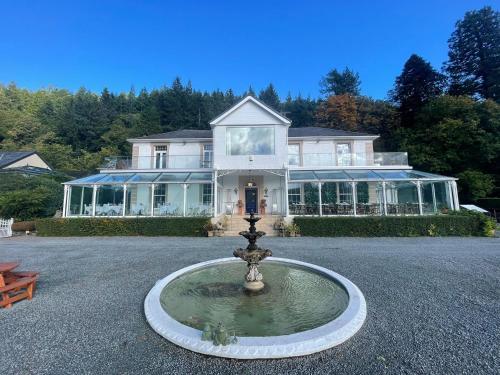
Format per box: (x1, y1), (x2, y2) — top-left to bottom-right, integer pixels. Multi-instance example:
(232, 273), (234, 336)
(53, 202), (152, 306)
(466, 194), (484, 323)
(0, 264), (39, 309)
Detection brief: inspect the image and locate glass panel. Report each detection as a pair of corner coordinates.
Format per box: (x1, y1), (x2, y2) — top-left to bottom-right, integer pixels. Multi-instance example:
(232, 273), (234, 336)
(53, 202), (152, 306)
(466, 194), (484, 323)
(385, 181), (419, 215)
(288, 144), (300, 166)
(355, 181), (383, 216)
(303, 153), (334, 166)
(336, 143), (352, 166)
(185, 183), (213, 216)
(125, 185), (152, 216)
(345, 170), (381, 180)
(127, 173), (160, 183)
(68, 186), (93, 216)
(187, 172), (213, 182)
(289, 170), (317, 181)
(95, 185), (124, 216)
(97, 174), (134, 184)
(226, 127), (275, 155)
(156, 173), (189, 183)
(315, 170), (351, 181)
(421, 181), (453, 214)
(153, 184), (184, 216)
(67, 174), (107, 184)
(287, 183), (302, 215)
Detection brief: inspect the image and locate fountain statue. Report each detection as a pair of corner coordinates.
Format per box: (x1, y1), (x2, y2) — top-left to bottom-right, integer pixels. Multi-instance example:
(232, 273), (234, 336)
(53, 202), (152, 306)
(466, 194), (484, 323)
(233, 212), (272, 291)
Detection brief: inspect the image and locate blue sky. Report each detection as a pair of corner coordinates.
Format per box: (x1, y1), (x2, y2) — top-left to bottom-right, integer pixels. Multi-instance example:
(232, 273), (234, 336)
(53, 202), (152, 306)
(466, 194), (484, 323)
(0, 1), (494, 99)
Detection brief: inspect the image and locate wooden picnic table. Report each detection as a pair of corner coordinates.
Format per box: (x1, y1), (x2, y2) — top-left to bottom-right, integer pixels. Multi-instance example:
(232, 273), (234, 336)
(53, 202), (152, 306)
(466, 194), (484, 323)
(0, 262), (20, 287)
(0, 261), (39, 308)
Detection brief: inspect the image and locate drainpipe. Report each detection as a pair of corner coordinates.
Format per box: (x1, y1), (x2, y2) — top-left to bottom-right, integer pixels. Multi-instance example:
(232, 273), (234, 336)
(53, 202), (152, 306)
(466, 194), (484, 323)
(416, 181), (423, 215)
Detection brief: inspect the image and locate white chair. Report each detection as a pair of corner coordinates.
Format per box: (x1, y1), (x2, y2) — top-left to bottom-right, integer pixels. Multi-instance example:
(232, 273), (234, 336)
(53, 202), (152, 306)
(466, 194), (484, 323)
(0, 218), (13, 238)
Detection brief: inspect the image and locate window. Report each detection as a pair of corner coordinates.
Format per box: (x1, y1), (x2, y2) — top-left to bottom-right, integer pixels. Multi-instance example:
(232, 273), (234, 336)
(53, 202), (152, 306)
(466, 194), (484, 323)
(155, 145), (168, 169)
(202, 184), (212, 205)
(202, 144), (213, 167)
(288, 183), (301, 204)
(226, 127), (275, 155)
(154, 184), (167, 207)
(336, 143), (352, 166)
(338, 182), (353, 203)
(288, 144), (300, 166)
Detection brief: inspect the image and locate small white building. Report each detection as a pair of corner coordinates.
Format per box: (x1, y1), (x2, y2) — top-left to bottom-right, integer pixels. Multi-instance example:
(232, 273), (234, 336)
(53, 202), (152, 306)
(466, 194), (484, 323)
(62, 96), (459, 218)
(0, 151), (52, 174)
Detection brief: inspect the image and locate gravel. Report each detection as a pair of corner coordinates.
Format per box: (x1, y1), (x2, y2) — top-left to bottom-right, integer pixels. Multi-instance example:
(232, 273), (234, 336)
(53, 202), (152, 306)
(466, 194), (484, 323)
(0, 236), (499, 375)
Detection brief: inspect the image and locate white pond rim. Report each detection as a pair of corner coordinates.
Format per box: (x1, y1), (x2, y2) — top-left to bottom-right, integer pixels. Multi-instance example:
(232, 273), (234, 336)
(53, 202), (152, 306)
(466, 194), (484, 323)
(144, 257), (367, 359)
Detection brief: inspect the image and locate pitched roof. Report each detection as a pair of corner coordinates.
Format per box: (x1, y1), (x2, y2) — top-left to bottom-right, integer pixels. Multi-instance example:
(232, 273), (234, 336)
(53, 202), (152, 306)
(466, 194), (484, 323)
(288, 127), (376, 137)
(131, 126), (376, 141)
(0, 151), (37, 168)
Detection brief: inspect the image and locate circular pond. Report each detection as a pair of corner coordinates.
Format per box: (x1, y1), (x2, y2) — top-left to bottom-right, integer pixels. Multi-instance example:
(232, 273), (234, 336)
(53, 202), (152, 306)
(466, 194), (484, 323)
(145, 257), (366, 359)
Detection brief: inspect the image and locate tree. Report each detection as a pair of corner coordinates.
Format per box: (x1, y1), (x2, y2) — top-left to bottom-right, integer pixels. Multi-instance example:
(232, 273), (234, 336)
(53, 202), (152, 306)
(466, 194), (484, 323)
(456, 170), (495, 202)
(315, 94), (358, 131)
(258, 83), (281, 110)
(320, 67), (361, 96)
(445, 6), (500, 101)
(390, 54), (445, 128)
(283, 94), (317, 127)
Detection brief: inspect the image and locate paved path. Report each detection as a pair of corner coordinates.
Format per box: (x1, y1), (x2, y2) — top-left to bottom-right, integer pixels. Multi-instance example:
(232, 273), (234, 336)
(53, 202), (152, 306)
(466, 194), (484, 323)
(0, 236), (499, 374)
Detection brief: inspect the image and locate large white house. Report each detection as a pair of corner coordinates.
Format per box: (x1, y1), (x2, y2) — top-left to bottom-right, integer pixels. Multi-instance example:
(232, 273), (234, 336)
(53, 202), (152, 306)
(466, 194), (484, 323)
(62, 96), (459, 219)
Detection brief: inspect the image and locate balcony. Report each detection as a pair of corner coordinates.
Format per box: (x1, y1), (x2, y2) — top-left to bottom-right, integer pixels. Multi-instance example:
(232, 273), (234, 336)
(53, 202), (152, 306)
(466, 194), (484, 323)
(289, 152), (408, 168)
(101, 156), (213, 170)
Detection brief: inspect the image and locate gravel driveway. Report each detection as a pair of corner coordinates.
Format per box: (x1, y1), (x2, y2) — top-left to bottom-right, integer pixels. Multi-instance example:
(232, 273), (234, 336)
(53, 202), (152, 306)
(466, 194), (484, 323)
(0, 236), (499, 374)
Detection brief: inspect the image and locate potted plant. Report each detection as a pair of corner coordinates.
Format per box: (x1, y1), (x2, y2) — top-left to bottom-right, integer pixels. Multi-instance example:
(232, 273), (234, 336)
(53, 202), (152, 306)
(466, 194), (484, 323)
(204, 223), (215, 237)
(285, 223), (300, 237)
(237, 199), (243, 215)
(260, 199), (267, 215)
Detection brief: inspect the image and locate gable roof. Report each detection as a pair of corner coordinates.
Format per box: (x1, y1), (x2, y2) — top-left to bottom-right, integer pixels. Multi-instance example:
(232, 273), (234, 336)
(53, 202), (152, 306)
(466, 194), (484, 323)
(131, 129), (213, 141)
(0, 151), (37, 168)
(288, 127), (376, 138)
(209, 95), (291, 126)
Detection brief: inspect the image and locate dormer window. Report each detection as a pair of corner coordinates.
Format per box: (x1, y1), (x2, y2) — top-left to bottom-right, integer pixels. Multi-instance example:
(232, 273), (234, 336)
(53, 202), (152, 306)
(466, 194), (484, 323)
(226, 127), (275, 156)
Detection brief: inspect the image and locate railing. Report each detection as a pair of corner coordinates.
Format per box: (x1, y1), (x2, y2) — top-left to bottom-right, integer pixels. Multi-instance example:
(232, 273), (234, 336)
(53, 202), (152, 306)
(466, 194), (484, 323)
(101, 156), (213, 170)
(289, 152), (408, 167)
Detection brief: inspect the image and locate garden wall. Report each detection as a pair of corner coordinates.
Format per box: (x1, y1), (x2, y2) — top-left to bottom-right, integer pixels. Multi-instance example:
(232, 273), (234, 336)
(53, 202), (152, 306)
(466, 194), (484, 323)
(294, 214), (495, 237)
(35, 217), (209, 237)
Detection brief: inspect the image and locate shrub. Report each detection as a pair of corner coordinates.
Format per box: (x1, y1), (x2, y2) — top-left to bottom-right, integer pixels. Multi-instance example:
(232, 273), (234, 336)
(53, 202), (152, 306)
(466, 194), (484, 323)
(35, 217), (210, 237)
(294, 214), (495, 237)
(11, 221), (36, 232)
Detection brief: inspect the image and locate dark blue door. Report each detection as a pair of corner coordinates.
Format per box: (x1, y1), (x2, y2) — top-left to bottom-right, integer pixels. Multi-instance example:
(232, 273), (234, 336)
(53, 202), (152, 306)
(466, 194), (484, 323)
(245, 188), (258, 214)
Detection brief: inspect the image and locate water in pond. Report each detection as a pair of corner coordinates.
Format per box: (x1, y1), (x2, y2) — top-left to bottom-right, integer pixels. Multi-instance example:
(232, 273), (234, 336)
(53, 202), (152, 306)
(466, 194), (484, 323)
(160, 261), (349, 337)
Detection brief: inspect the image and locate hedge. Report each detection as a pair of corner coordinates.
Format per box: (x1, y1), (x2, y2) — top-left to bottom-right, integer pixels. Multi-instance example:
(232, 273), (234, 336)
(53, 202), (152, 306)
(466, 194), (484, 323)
(35, 217), (210, 237)
(294, 214), (496, 237)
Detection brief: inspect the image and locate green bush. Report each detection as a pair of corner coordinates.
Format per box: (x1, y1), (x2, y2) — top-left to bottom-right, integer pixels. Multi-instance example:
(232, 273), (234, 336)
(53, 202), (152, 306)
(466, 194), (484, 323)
(294, 213), (495, 237)
(35, 217), (209, 237)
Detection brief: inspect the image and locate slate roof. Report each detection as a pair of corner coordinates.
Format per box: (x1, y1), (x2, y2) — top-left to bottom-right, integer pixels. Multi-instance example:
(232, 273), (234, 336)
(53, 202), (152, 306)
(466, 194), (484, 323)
(133, 127), (376, 140)
(0, 151), (37, 168)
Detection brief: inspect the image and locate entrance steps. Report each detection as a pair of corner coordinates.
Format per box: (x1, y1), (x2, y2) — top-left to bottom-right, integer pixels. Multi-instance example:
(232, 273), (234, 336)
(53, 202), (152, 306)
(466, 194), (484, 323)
(223, 215), (280, 237)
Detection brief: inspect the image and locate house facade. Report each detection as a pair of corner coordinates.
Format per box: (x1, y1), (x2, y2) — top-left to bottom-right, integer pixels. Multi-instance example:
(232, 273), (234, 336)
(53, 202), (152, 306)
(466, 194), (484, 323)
(0, 151), (52, 175)
(62, 96), (459, 218)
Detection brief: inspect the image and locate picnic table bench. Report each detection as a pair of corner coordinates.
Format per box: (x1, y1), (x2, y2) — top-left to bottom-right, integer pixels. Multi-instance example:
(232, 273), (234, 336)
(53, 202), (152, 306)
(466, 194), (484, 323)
(0, 262), (39, 308)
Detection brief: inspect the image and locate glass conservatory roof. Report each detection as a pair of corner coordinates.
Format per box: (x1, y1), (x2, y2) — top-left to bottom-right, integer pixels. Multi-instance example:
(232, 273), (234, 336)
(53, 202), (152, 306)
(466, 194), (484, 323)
(289, 169), (455, 182)
(65, 172), (213, 185)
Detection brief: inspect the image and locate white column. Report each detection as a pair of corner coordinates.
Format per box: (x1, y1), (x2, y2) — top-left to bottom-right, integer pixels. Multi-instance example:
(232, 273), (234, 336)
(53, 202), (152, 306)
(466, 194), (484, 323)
(183, 184), (187, 217)
(91, 185), (97, 217)
(122, 184), (127, 217)
(452, 181), (460, 211)
(213, 170), (218, 217)
(150, 183), (155, 217)
(416, 181), (423, 215)
(62, 185), (68, 217)
(351, 181), (357, 216)
(318, 182), (322, 216)
(284, 169), (289, 217)
(431, 183), (437, 213)
(382, 181), (387, 216)
(79, 187), (84, 215)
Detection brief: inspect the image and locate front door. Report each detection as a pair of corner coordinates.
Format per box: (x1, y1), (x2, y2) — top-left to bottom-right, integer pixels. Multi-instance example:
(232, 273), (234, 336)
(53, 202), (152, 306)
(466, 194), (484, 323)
(245, 187), (258, 214)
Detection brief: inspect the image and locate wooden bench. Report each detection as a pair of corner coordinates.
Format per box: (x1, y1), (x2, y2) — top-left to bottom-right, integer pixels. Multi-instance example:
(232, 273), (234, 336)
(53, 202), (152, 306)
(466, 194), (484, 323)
(0, 275), (38, 308)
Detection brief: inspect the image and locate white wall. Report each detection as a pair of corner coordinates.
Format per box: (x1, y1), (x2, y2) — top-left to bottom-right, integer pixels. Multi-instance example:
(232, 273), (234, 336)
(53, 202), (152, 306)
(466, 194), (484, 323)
(5, 154), (51, 170)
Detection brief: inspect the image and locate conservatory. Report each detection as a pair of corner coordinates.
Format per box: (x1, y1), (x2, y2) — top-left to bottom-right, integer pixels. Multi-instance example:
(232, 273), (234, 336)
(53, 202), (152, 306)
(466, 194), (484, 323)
(286, 169), (459, 216)
(62, 172), (214, 217)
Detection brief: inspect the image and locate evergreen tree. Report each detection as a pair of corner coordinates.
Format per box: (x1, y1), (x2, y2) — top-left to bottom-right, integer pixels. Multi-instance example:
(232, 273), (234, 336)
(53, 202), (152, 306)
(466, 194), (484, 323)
(258, 83), (281, 110)
(390, 54), (445, 128)
(320, 67), (361, 96)
(445, 6), (500, 101)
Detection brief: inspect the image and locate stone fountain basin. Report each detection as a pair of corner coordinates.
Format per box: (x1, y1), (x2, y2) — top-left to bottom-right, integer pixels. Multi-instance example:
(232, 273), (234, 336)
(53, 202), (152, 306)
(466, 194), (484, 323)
(144, 257), (366, 359)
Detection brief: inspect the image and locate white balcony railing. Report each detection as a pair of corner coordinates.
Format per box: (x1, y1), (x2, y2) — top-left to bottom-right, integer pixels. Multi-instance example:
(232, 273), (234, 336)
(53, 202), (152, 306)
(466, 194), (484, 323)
(289, 152), (408, 167)
(102, 156), (213, 170)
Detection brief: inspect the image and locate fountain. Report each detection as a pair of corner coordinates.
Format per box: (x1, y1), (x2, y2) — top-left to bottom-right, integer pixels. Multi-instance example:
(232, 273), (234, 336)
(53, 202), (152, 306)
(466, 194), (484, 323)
(144, 214), (366, 359)
(233, 213), (272, 291)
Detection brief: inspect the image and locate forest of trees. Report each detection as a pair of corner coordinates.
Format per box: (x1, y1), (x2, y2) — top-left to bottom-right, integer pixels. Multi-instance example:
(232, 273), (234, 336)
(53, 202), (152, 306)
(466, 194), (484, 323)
(0, 6), (498, 219)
